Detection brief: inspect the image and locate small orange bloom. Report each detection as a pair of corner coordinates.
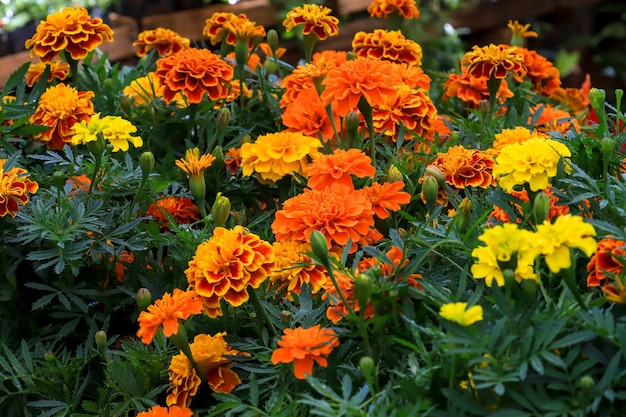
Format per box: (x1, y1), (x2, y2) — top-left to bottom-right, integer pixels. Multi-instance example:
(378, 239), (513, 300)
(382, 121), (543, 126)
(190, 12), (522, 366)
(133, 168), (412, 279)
(507, 20), (538, 39)
(155, 48), (234, 104)
(0, 160), (39, 217)
(367, 0), (420, 19)
(587, 237), (626, 287)
(136, 289), (203, 344)
(24, 7), (113, 63)
(66, 174), (92, 194)
(134, 27), (190, 57)
(224, 147), (242, 176)
(362, 181), (411, 219)
(529, 104), (580, 135)
(306, 148), (375, 190)
(488, 187), (570, 225)
(443, 67), (513, 108)
(551, 74), (591, 118)
(431, 145), (495, 189)
(516, 47), (561, 96)
(137, 405), (193, 417)
(176, 148), (216, 180)
(271, 325), (339, 379)
(25, 59), (70, 87)
(283, 4), (339, 40)
(281, 86), (339, 143)
(146, 196), (201, 230)
(461, 44), (527, 80)
(322, 271), (375, 323)
(269, 240), (327, 298)
(392, 62), (431, 91)
(352, 29), (422, 66)
(279, 55), (344, 108)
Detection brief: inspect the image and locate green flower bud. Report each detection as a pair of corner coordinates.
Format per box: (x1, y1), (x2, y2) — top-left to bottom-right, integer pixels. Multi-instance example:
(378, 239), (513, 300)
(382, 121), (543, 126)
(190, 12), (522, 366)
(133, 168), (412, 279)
(52, 170), (66, 189)
(266, 29), (279, 53)
(118, 95), (132, 116)
(87, 133), (106, 156)
(454, 197), (472, 233)
(136, 287), (152, 310)
(478, 99), (490, 113)
(345, 111), (361, 134)
(279, 310), (292, 324)
(43, 351), (56, 362)
(263, 57), (278, 75)
(212, 145), (224, 166)
(359, 356), (375, 379)
(589, 88), (606, 113)
(578, 375), (594, 392)
(189, 174), (207, 216)
(532, 191), (550, 225)
(211, 192), (231, 227)
(422, 175), (439, 208)
(601, 137), (615, 154)
(502, 268), (517, 286)
(216, 107), (231, 130)
(388, 165), (403, 183)
(354, 274), (373, 312)
(425, 165), (446, 185)
(95, 330), (107, 348)
(139, 151), (155, 176)
(309, 230), (331, 268)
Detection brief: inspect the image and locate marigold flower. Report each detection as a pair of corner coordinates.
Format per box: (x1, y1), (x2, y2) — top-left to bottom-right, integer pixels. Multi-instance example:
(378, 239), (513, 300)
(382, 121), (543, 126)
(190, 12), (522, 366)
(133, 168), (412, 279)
(471, 223), (539, 286)
(603, 277), (626, 304)
(305, 148), (375, 190)
(25, 59), (70, 87)
(321, 270), (375, 323)
(392, 62), (431, 91)
(487, 126), (547, 157)
(320, 57), (401, 117)
(0, 160), (39, 218)
(66, 174), (92, 194)
(461, 44), (527, 80)
(507, 20), (538, 39)
(176, 147), (216, 180)
(134, 27), (190, 57)
(155, 48), (234, 104)
(283, 4), (339, 40)
(529, 104), (580, 135)
(439, 302), (483, 326)
(185, 226), (274, 318)
(587, 237), (626, 287)
(24, 7), (113, 63)
(493, 137), (571, 192)
(136, 289), (203, 344)
(29, 83), (95, 149)
(272, 183), (375, 253)
(551, 74), (591, 117)
(281, 86), (340, 143)
(279, 55), (345, 108)
(240, 131), (322, 183)
(137, 405), (192, 417)
(367, 0), (420, 19)
(146, 196), (201, 230)
(269, 240), (327, 298)
(203, 12), (265, 48)
(224, 147), (242, 176)
(443, 67), (514, 108)
(70, 113), (143, 152)
(362, 181), (411, 219)
(167, 332), (246, 407)
(431, 145), (495, 189)
(534, 214), (596, 273)
(271, 325), (339, 379)
(357, 246), (422, 287)
(123, 72), (165, 105)
(488, 187), (569, 225)
(352, 29), (422, 66)
(516, 47), (561, 96)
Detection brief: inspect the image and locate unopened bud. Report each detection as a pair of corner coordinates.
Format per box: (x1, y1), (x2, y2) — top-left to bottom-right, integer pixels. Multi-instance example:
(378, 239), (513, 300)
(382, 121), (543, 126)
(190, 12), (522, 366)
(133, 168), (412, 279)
(212, 145), (224, 165)
(454, 198), (472, 233)
(280, 310), (292, 323)
(263, 57), (277, 75)
(345, 111), (361, 134)
(87, 134), (106, 156)
(309, 230), (331, 268)
(189, 175), (207, 215)
(589, 88), (606, 114)
(601, 137), (614, 154)
(216, 107), (231, 130)
(354, 274), (373, 311)
(136, 287), (152, 310)
(388, 165), (403, 183)
(139, 151), (155, 176)
(502, 268), (517, 287)
(95, 330), (107, 348)
(266, 29), (279, 53)
(532, 192), (550, 225)
(578, 375), (594, 392)
(359, 356), (375, 379)
(211, 192), (231, 227)
(43, 351), (56, 362)
(424, 165), (446, 185)
(422, 175), (439, 207)
(478, 99), (490, 113)
(52, 170), (66, 189)
(119, 95), (132, 116)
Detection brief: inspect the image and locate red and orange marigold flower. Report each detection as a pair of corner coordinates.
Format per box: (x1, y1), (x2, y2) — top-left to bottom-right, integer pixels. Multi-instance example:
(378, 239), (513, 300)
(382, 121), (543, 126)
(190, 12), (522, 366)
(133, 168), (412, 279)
(146, 196), (201, 230)
(0, 160), (39, 218)
(516, 47), (561, 97)
(443, 67), (514, 108)
(185, 226), (274, 318)
(352, 29), (422, 66)
(461, 44), (527, 81)
(155, 48), (234, 104)
(137, 405), (192, 417)
(25, 7), (113, 63)
(25, 59), (70, 87)
(29, 83), (95, 149)
(203, 12), (265, 48)
(430, 145), (495, 189)
(587, 237), (626, 287)
(134, 27), (190, 57)
(283, 4), (339, 40)
(367, 0), (420, 19)
(306, 148), (375, 190)
(269, 240), (327, 298)
(136, 288), (203, 344)
(271, 325), (339, 379)
(529, 104), (580, 135)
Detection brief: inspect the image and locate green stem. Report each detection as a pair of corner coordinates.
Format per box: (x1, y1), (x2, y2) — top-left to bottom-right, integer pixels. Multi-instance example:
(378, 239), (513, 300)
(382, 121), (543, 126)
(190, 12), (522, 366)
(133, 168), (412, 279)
(357, 96), (376, 161)
(303, 33), (317, 63)
(64, 51), (79, 89)
(127, 173), (149, 221)
(248, 287), (277, 338)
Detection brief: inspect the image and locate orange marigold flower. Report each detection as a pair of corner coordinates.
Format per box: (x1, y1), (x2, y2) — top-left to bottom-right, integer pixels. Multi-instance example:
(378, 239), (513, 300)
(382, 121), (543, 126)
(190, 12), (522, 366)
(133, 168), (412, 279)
(461, 44), (527, 80)
(551, 74), (591, 118)
(488, 187), (569, 225)
(269, 240), (327, 298)
(167, 332), (246, 407)
(29, 83), (95, 149)
(146, 196), (201, 230)
(587, 237), (626, 287)
(367, 0), (420, 19)
(25, 7), (113, 63)
(392, 62), (431, 91)
(271, 325), (339, 379)
(272, 183), (375, 253)
(305, 148), (375, 190)
(362, 181), (411, 219)
(372, 83), (438, 140)
(312, 49), (348, 67)
(203, 12), (265, 48)
(322, 271), (375, 323)
(222, 79), (255, 105)
(66, 173), (92, 194)
(155, 48), (234, 104)
(123, 72), (174, 106)
(134, 27), (190, 57)
(281, 86), (339, 143)
(283, 4), (339, 40)
(224, 147), (242, 176)
(176, 147), (216, 180)
(0, 160), (39, 217)
(185, 226), (274, 318)
(529, 104), (580, 134)
(137, 405), (192, 417)
(240, 131), (322, 183)
(443, 67), (513, 108)
(136, 289), (203, 344)
(602, 277), (626, 304)
(516, 47), (561, 96)
(431, 145), (495, 189)
(25, 59), (70, 87)
(352, 29), (422, 66)
(279, 56), (344, 108)
(357, 246), (422, 288)
(321, 57), (401, 117)
(487, 126), (547, 157)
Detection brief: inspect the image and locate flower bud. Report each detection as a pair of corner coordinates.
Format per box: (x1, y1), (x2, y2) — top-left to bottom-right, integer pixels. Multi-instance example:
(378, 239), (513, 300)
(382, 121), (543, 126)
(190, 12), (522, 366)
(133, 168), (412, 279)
(309, 230), (331, 268)
(502, 268), (517, 287)
(601, 137), (615, 154)
(212, 145), (224, 166)
(87, 133), (106, 156)
(478, 99), (490, 113)
(139, 151), (155, 176)
(424, 165), (446, 185)
(589, 88), (606, 114)
(189, 174), (207, 216)
(263, 57), (278, 75)
(266, 29), (279, 53)
(279, 310), (292, 323)
(43, 351), (56, 362)
(52, 170), (66, 189)
(95, 330), (107, 348)
(211, 192), (231, 227)
(216, 107), (231, 131)
(136, 287), (152, 310)
(422, 175), (439, 208)
(578, 375), (594, 392)
(359, 356), (375, 379)
(354, 274), (373, 311)
(532, 191), (550, 225)
(454, 197), (472, 233)
(388, 165), (403, 183)
(118, 95), (132, 116)
(345, 111), (361, 134)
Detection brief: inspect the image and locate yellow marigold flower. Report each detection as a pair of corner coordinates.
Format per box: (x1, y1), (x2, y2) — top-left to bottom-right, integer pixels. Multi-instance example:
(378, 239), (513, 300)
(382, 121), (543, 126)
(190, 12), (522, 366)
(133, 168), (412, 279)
(203, 12), (265, 47)
(493, 137), (571, 191)
(123, 72), (163, 105)
(352, 29), (422, 66)
(133, 27), (190, 57)
(240, 131), (322, 183)
(71, 113), (143, 152)
(269, 240), (327, 299)
(25, 59), (70, 87)
(508, 20), (538, 45)
(185, 226), (274, 318)
(25, 7), (113, 63)
(0, 160), (39, 218)
(283, 4), (339, 40)
(461, 44), (527, 80)
(487, 126), (547, 157)
(534, 214), (596, 273)
(175, 148), (216, 180)
(367, 0), (420, 19)
(439, 302), (483, 326)
(167, 332), (246, 408)
(471, 223), (539, 286)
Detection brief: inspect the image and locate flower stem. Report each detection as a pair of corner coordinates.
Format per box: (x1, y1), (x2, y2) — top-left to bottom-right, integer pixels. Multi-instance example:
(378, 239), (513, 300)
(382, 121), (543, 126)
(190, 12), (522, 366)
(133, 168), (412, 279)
(248, 287), (277, 338)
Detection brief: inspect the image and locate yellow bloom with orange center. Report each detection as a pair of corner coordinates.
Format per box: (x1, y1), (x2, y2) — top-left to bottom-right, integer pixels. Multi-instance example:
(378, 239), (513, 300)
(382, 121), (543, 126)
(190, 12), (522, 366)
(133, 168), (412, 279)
(25, 59), (70, 87)
(25, 7), (113, 63)
(431, 145), (495, 189)
(269, 240), (327, 298)
(439, 302), (483, 326)
(29, 83), (95, 149)
(352, 29), (422, 66)
(175, 148), (216, 180)
(271, 325), (339, 379)
(134, 27), (190, 57)
(283, 4), (339, 40)
(461, 44), (527, 80)
(487, 126), (547, 157)
(0, 160), (39, 218)
(185, 226), (274, 318)
(493, 137), (571, 191)
(240, 131), (322, 183)
(367, 0), (420, 19)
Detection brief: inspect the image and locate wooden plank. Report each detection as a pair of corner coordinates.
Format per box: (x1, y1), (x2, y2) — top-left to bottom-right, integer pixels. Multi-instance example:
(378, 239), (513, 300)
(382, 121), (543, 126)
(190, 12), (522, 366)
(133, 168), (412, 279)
(0, 50), (31, 88)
